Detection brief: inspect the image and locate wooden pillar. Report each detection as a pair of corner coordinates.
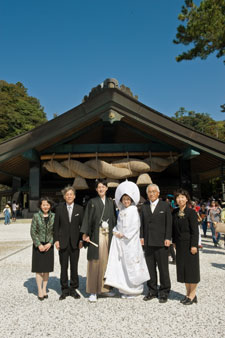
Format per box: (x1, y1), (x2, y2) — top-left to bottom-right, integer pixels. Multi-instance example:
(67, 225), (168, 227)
(179, 158), (192, 196)
(29, 163), (40, 212)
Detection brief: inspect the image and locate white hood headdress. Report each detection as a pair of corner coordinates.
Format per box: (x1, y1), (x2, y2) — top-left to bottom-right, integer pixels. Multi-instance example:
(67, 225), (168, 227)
(115, 181), (140, 209)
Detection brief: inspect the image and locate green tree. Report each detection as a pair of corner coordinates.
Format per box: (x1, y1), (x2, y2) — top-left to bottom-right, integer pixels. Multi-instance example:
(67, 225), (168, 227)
(172, 107), (225, 141)
(173, 0), (225, 63)
(0, 80), (47, 142)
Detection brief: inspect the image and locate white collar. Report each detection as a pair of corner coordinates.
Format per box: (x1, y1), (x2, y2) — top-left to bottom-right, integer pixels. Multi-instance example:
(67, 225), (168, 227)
(66, 203), (74, 209)
(150, 199), (159, 206)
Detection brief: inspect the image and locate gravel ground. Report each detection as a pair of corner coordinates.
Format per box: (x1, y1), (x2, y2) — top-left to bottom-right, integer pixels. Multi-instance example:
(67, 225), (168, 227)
(0, 221), (224, 338)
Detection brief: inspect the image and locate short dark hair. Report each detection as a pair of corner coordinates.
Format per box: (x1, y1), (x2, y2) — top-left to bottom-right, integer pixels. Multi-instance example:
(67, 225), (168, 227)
(95, 179), (107, 189)
(39, 197), (53, 209)
(61, 185), (76, 196)
(174, 188), (191, 203)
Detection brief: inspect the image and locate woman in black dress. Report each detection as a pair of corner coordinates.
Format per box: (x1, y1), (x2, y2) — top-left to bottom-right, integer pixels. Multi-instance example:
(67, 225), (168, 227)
(30, 197), (55, 300)
(172, 189), (200, 305)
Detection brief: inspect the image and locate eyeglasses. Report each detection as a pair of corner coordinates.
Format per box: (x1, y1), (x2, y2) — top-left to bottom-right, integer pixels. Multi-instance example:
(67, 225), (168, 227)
(148, 191), (158, 194)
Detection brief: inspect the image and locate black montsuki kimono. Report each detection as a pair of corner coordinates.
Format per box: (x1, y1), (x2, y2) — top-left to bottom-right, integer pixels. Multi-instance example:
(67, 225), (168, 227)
(172, 207), (200, 284)
(80, 196), (116, 260)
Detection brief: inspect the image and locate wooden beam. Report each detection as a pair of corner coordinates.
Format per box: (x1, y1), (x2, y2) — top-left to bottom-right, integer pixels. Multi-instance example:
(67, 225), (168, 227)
(41, 152), (179, 160)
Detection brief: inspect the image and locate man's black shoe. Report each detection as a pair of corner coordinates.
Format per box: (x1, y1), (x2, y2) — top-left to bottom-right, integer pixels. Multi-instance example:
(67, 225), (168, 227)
(143, 293), (157, 301)
(59, 294), (67, 300)
(70, 290), (81, 299)
(159, 296), (168, 303)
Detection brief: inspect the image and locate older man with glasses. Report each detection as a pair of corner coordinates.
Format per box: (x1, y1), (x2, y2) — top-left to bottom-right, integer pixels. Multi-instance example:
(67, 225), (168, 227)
(140, 184), (172, 303)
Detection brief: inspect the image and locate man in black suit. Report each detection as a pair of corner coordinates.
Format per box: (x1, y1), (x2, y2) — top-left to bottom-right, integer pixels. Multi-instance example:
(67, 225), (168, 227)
(140, 183), (172, 303)
(54, 186), (83, 300)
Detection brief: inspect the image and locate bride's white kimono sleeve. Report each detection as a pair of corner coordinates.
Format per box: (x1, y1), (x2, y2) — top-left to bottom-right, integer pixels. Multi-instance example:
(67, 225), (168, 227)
(105, 205), (150, 294)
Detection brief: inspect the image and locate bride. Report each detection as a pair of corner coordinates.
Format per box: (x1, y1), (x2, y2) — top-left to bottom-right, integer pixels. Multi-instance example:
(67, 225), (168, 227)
(105, 181), (150, 298)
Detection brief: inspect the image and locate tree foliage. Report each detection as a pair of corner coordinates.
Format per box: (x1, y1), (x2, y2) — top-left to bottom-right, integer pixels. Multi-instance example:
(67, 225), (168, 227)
(172, 107), (225, 141)
(0, 80), (47, 142)
(174, 0), (225, 63)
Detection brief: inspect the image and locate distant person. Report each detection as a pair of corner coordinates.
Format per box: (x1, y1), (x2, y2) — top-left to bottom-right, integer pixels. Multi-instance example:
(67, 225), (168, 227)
(12, 201), (18, 221)
(172, 189), (200, 305)
(140, 184), (172, 303)
(199, 204), (208, 237)
(54, 186), (83, 300)
(208, 200), (221, 247)
(30, 197), (55, 301)
(3, 204), (11, 225)
(81, 179), (117, 302)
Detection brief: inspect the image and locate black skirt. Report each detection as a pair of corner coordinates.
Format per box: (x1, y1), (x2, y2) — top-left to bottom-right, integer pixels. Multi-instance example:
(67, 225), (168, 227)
(176, 241), (200, 283)
(31, 243), (54, 273)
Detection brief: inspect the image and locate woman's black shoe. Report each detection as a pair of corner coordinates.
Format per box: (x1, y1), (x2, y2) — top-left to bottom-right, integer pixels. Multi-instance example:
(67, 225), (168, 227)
(180, 296), (187, 304)
(183, 296), (197, 305)
(38, 296), (44, 301)
(43, 295), (48, 299)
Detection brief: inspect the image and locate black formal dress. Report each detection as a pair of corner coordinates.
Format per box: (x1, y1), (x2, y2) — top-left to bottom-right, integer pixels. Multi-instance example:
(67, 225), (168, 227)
(54, 202), (83, 295)
(140, 200), (172, 297)
(172, 207), (200, 283)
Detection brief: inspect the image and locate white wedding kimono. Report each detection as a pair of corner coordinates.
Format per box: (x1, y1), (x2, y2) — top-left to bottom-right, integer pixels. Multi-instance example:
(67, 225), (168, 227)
(105, 205), (150, 295)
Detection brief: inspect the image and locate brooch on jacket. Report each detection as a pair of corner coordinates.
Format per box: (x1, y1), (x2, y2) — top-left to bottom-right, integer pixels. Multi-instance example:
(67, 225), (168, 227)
(178, 210), (185, 219)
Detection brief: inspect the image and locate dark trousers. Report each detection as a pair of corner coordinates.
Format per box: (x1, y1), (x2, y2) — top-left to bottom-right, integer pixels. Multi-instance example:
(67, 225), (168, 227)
(145, 246), (171, 297)
(59, 240), (80, 295)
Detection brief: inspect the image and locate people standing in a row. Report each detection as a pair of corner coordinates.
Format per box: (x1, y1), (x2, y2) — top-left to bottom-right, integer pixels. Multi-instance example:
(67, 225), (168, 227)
(172, 189), (200, 305)
(140, 184), (172, 303)
(54, 186), (83, 300)
(30, 182), (201, 305)
(30, 197), (55, 300)
(81, 179), (116, 302)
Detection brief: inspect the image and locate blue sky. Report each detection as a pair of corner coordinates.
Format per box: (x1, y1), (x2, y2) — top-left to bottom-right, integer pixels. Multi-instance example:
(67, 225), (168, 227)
(1, 0), (224, 121)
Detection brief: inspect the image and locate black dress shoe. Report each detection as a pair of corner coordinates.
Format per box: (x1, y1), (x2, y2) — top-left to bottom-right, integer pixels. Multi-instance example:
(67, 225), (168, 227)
(70, 290), (81, 299)
(180, 296), (188, 304)
(159, 296), (168, 303)
(59, 294), (67, 300)
(143, 293), (157, 301)
(38, 296), (44, 301)
(183, 296), (198, 305)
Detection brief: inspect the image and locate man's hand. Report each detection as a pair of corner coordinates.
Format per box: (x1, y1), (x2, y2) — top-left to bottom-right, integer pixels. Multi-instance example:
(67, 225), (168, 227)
(164, 239), (171, 247)
(55, 241), (60, 250)
(82, 234), (90, 242)
(140, 238), (144, 246)
(44, 243), (51, 251)
(79, 241), (83, 249)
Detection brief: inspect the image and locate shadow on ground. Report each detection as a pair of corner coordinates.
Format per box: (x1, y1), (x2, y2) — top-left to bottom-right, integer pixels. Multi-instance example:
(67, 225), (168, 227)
(211, 262), (225, 270)
(23, 275), (87, 297)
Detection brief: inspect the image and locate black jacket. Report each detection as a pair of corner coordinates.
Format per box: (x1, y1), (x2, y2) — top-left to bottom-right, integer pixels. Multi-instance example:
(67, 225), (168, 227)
(172, 207), (198, 248)
(53, 202), (83, 249)
(140, 200), (172, 247)
(80, 196), (116, 260)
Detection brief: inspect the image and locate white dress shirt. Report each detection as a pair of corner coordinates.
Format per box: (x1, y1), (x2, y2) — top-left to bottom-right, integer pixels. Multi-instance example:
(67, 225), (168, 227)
(150, 199), (159, 213)
(67, 203), (74, 222)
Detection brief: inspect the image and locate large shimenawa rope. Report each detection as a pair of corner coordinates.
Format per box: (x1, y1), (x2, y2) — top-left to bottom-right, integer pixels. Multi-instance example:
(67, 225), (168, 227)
(43, 156), (177, 179)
